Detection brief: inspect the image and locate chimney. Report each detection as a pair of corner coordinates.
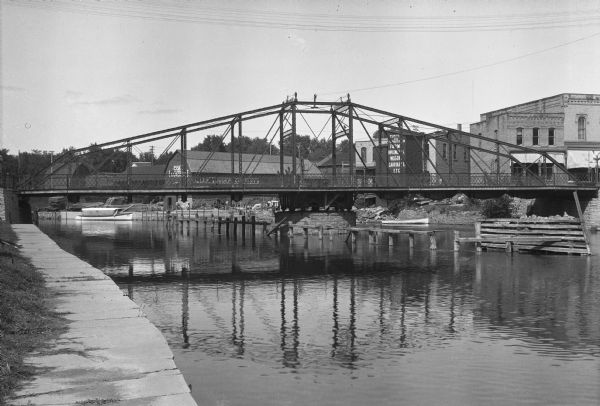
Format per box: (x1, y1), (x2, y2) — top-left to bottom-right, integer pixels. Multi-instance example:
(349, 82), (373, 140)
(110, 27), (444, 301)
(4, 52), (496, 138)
(457, 124), (462, 131)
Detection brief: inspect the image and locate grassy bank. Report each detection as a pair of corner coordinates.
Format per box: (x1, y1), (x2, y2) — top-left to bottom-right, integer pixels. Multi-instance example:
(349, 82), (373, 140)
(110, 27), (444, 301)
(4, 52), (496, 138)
(0, 222), (64, 401)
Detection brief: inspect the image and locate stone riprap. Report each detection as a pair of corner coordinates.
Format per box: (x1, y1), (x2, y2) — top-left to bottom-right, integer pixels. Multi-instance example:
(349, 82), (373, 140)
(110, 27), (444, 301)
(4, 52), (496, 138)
(8, 224), (197, 406)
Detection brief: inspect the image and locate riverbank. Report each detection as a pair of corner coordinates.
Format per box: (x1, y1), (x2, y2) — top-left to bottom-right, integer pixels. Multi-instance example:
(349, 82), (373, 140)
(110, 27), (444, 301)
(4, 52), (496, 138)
(0, 223), (64, 402)
(4, 224), (197, 405)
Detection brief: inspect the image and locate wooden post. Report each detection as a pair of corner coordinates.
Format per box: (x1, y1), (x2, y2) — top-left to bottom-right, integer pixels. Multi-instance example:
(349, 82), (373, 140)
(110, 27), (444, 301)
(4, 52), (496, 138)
(251, 216), (256, 235)
(218, 217), (222, 235)
(351, 230), (357, 244)
(318, 226), (323, 240)
(505, 240), (513, 253)
(233, 217), (238, 236)
(128, 264), (133, 278)
(288, 221), (294, 238)
(329, 229), (334, 241)
(429, 231), (437, 250)
(454, 230), (460, 252)
(368, 230), (374, 244)
(242, 215), (246, 239)
(388, 233), (394, 247)
(408, 233), (414, 249)
(225, 217), (230, 236)
(303, 227), (309, 239)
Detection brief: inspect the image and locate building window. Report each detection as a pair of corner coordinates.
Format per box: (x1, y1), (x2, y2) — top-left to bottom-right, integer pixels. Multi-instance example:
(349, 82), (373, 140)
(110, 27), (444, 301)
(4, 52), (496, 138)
(360, 147), (367, 163)
(548, 128), (555, 145)
(442, 143), (447, 159)
(516, 128), (523, 145)
(453, 145), (457, 161)
(463, 147), (468, 162)
(533, 128), (539, 145)
(578, 116), (586, 140)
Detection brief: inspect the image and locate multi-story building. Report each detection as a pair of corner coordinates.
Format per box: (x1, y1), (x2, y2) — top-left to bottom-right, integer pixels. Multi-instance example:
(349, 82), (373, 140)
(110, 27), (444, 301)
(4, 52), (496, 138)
(469, 93), (600, 178)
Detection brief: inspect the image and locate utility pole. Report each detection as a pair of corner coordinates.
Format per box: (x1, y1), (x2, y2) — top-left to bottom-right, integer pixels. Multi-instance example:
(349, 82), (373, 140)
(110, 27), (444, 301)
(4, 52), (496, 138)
(291, 93), (297, 185)
(49, 151), (54, 189)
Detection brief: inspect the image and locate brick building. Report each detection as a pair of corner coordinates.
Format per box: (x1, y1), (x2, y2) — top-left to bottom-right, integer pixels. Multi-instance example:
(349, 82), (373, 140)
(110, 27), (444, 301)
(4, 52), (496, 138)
(469, 93), (600, 178)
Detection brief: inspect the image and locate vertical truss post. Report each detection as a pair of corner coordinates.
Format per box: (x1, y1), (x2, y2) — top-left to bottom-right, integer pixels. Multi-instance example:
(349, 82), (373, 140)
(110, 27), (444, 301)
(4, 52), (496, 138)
(180, 128), (187, 188)
(332, 109), (337, 185)
(378, 124), (386, 187)
(231, 119), (236, 176)
(238, 115), (243, 181)
(447, 131), (453, 183)
(291, 101), (297, 185)
(279, 109), (284, 186)
(495, 131), (500, 181)
(348, 100), (354, 186)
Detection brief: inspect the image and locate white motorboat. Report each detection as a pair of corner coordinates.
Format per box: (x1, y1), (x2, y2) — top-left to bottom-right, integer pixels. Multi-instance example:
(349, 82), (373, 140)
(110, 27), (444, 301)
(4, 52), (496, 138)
(381, 218), (429, 225)
(76, 207), (133, 221)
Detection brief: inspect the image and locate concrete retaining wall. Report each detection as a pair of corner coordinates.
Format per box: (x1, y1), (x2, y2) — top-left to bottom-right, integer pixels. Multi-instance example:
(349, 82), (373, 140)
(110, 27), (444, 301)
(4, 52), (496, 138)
(0, 188), (19, 223)
(9, 224), (197, 405)
(529, 193), (600, 226)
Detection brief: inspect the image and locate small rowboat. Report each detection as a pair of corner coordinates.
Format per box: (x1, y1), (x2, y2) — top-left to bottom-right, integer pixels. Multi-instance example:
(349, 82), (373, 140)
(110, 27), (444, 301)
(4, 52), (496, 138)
(75, 207), (133, 221)
(381, 218), (429, 225)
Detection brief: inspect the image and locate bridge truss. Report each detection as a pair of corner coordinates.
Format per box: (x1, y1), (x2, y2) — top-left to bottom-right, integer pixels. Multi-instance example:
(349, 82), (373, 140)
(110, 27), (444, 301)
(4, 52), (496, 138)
(18, 95), (596, 208)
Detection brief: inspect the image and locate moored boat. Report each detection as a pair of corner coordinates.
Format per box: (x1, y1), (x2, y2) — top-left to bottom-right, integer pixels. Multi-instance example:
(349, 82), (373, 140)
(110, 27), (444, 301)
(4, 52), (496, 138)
(76, 207), (133, 221)
(381, 218), (429, 225)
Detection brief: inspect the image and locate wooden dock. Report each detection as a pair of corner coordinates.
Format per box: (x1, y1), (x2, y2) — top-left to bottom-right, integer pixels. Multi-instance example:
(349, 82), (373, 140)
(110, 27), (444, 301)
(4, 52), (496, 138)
(286, 222), (439, 250)
(454, 218), (591, 255)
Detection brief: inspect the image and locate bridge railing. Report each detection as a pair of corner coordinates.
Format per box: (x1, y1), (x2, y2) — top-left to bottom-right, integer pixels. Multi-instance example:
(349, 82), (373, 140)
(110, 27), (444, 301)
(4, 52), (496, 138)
(19, 171), (597, 192)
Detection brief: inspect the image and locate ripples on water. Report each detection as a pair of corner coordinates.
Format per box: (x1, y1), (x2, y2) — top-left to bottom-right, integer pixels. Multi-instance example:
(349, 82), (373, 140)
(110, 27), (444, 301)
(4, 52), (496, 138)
(39, 220), (600, 406)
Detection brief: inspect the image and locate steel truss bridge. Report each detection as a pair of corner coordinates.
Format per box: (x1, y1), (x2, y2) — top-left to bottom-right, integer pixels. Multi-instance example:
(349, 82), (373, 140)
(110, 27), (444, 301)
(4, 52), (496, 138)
(17, 95), (598, 209)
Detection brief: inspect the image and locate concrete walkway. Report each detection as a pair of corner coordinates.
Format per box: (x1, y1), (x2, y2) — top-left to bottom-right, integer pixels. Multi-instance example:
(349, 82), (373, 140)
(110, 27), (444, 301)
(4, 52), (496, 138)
(8, 224), (198, 406)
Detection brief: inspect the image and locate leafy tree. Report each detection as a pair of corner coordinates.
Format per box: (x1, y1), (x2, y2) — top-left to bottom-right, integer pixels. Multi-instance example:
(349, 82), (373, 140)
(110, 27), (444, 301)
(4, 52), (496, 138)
(191, 135), (227, 152)
(227, 136), (279, 155)
(80, 144), (137, 173)
(280, 135), (352, 163)
(138, 151), (155, 163)
(0, 149), (18, 176)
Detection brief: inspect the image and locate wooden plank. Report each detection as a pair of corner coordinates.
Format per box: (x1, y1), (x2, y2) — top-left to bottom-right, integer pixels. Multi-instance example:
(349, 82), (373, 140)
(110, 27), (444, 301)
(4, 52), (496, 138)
(481, 218), (582, 224)
(481, 239), (587, 247)
(482, 243), (589, 255)
(479, 229), (585, 236)
(481, 234), (585, 241)
(481, 223), (583, 230)
(481, 236), (585, 242)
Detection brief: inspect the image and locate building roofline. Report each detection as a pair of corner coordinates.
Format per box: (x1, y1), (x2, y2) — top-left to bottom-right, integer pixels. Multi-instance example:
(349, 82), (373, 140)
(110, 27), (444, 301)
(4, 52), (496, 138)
(481, 93), (600, 117)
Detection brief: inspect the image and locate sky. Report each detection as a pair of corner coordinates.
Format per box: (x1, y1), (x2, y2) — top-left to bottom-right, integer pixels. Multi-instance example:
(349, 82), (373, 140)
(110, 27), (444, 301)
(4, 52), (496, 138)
(1, 0), (600, 155)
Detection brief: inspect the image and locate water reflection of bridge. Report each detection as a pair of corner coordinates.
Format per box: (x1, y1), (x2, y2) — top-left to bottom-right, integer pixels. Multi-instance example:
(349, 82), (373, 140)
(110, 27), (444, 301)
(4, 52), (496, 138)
(119, 248), (599, 370)
(55, 220), (598, 366)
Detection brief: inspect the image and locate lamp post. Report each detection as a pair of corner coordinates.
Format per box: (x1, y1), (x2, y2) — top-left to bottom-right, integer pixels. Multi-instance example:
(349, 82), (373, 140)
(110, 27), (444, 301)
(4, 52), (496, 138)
(594, 154), (600, 183)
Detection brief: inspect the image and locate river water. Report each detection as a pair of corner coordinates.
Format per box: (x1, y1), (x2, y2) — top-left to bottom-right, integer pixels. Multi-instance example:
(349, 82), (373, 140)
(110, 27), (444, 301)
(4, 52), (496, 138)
(38, 220), (600, 406)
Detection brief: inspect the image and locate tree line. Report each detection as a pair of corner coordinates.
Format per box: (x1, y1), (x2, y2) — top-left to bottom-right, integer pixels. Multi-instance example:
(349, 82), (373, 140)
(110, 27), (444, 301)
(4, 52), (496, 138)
(192, 134), (350, 163)
(0, 134), (351, 182)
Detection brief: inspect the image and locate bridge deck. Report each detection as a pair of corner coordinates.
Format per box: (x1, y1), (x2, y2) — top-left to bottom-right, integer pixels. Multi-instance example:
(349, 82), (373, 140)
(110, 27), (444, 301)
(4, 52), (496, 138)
(16, 173), (599, 198)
